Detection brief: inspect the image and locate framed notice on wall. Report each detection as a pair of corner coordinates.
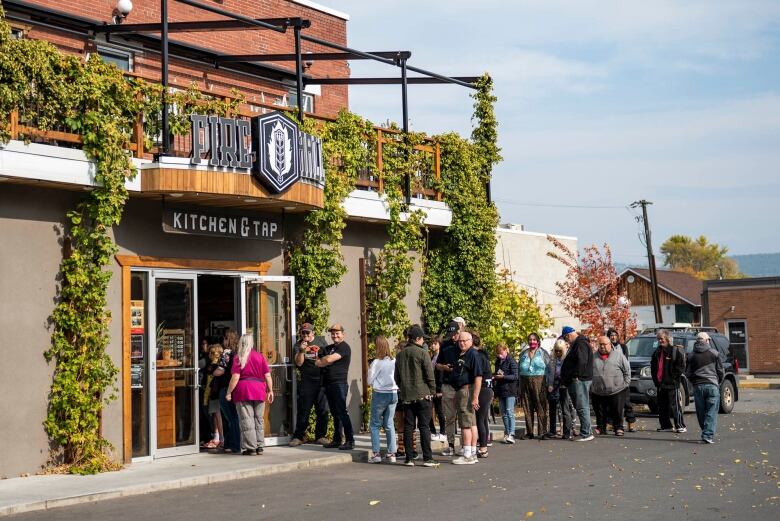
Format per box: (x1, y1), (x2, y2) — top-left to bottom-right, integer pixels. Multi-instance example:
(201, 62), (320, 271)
(131, 364), (143, 389)
(131, 334), (144, 359)
(131, 300), (145, 329)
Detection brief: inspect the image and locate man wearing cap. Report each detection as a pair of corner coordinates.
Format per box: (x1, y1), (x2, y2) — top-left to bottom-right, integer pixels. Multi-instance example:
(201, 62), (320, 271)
(395, 324), (438, 467)
(289, 323), (330, 447)
(451, 330), (485, 464)
(435, 320), (463, 456)
(316, 324), (354, 450)
(560, 326), (595, 441)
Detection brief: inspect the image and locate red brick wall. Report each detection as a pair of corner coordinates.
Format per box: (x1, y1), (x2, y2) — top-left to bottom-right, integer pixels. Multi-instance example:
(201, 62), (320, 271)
(706, 287), (780, 373)
(19, 0), (349, 117)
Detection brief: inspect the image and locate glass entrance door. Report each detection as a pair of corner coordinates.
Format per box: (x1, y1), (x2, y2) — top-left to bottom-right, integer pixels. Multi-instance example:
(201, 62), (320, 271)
(726, 320), (749, 373)
(241, 276), (296, 444)
(150, 273), (200, 457)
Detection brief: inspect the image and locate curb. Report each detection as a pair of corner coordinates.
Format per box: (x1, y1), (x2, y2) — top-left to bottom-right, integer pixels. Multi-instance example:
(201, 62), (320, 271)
(739, 382), (780, 390)
(0, 453), (353, 518)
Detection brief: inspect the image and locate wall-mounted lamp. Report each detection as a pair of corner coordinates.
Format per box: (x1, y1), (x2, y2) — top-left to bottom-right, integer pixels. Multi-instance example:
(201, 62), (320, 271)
(303, 51), (314, 72)
(730, 305), (736, 312)
(112, 0), (133, 25)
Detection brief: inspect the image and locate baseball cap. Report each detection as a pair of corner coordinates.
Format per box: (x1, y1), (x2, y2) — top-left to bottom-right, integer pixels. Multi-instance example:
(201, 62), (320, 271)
(300, 322), (314, 333)
(453, 317), (466, 326)
(561, 326), (576, 336)
(328, 323), (344, 332)
(445, 321), (460, 334)
(407, 324), (427, 340)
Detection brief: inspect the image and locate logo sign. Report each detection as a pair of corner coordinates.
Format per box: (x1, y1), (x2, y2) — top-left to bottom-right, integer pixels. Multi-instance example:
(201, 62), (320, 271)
(162, 207), (283, 241)
(252, 112), (324, 193)
(189, 111), (324, 195)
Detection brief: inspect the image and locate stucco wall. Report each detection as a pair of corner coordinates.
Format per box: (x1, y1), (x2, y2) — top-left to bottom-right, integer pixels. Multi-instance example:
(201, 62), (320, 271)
(0, 184), (424, 475)
(495, 227), (580, 336)
(0, 184), (85, 477)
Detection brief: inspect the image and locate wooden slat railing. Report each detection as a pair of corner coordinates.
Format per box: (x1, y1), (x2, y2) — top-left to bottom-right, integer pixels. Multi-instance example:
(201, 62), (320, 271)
(5, 78), (443, 201)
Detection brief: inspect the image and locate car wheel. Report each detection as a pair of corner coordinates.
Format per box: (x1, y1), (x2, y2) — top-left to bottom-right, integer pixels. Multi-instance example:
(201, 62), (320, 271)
(719, 379), (735, 414)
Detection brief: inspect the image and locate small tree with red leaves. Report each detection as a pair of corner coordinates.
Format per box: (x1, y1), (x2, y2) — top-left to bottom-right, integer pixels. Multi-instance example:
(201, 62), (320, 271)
(546, 236), (637, 341)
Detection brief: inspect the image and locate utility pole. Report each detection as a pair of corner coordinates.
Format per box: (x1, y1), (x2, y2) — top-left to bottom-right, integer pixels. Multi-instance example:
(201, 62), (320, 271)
(631, 200), (663, 324)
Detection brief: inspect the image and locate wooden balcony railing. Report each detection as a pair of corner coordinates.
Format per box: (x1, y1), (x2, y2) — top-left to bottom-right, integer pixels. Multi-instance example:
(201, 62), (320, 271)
(5, 79), (442, 201)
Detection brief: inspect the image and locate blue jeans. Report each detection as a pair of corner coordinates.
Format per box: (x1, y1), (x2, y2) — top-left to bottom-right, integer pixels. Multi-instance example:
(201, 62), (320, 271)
(370, 391), (398, 454)
(693, 383), (720, 441)
(498, 396), (516, 435)
(568, 379), (592, 437)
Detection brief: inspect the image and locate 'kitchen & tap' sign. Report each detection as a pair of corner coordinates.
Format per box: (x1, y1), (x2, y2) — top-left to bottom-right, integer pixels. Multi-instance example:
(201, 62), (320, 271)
(189, 111), (325, 194)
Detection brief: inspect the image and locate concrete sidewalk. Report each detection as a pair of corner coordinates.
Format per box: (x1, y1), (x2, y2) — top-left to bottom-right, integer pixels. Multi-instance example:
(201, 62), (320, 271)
(0, 421), (514, 517)
(0, 446), (356, 517)
(738, 378), (780, 389)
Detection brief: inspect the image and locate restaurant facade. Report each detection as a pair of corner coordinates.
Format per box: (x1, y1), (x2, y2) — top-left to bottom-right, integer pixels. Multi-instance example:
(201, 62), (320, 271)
(0, 0), (457, 477)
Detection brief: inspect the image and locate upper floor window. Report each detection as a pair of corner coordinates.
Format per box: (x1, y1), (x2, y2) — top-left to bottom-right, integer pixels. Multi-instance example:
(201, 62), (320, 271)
(96, 46), (133, 72)
(10, 28), (24, 39)
(287, 89), (314, 113)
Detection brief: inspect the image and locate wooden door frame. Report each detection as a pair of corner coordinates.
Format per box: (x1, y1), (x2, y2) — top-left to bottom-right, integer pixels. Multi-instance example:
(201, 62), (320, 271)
(115, 255), (270, 463)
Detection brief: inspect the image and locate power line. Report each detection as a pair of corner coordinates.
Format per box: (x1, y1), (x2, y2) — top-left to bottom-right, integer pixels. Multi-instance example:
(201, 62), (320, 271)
(494, 199), (627, 210)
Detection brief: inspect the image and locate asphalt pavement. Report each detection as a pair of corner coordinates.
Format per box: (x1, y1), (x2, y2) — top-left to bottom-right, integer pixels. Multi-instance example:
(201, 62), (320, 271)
(7, 389), (780, 521)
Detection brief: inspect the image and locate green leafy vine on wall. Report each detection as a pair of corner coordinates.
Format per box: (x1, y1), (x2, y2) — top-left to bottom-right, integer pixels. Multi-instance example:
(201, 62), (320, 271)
(0, 10), (161, 473)
(365, 131), (427, 348)
(420, 74), (502, 335)
(288, 111), (375, 332)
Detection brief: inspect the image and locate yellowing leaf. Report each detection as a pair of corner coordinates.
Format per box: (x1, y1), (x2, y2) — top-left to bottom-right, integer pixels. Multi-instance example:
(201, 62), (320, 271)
(525, 512), (534, 518)
(369, 500), (381, 506)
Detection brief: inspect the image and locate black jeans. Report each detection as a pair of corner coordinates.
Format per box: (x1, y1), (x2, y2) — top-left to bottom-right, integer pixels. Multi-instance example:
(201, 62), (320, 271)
(476, 386), (494, 448)
(657, 385), (686, 430)
(623, 387), (635, 423)
(548, 386), (573, 437)
(404, 399), (433, 461)
(592, 392), (627, 432)
(293, 380), (330, 441)
(325, 382), (354, 443)
(429, 395), (445, 435)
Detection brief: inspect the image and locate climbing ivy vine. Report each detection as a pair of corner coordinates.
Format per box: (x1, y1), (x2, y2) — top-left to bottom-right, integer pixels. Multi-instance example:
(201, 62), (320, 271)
(420, 74), (502, 335)
(287, 111), (375, 332)
(0, 11), (159, 474)
(365, 131), (427, 345)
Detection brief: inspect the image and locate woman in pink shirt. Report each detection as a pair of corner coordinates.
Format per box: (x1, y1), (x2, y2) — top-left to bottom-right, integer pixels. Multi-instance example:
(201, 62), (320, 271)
(226, 334), (274, 455)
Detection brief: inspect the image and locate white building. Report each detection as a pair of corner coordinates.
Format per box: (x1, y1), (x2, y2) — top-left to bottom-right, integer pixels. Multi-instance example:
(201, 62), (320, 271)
(495, 224), (581, 337)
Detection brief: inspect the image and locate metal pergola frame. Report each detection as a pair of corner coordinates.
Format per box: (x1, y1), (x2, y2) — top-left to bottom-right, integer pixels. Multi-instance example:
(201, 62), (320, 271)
(7, 0), (484, 203)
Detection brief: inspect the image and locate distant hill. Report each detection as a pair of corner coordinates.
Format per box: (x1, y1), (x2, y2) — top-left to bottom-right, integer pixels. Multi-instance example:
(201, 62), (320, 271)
(731, 253), (780, 277)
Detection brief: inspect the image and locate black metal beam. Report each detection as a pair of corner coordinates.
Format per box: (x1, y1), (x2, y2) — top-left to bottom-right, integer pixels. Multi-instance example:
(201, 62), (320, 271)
(305, 77), (480, 86)
(401, 58), (411, 205)
(215, 51), (412, 63)
(294, 25), (305, 121)
(94, 18), (308, 34)
(161, 0), (170, 156)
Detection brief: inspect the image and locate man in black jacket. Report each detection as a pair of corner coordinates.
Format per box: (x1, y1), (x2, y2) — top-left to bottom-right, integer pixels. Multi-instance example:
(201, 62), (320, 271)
(686, 332), (724, 443)
(650, 329), (687, 433)
(560, 326), (594, 441)
(607, 328), (636, 432)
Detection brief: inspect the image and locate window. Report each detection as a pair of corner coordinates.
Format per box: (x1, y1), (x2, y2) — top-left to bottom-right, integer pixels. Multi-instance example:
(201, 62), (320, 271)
(287, 89), (314, 113)
(10, 28), (24, 39)
(97, 47), (133, 72)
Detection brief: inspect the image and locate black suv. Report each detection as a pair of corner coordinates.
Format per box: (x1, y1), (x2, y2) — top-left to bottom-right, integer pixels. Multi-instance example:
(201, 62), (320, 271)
(628, 327), (739, 414)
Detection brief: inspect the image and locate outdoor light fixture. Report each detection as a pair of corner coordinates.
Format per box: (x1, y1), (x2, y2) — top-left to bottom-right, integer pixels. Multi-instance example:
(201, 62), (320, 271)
(112, 0), (133, 25)
(303, 52), (314, 71)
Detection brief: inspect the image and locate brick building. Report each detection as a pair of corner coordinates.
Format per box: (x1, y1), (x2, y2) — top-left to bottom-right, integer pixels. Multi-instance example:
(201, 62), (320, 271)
(703, 277), (780, 374)
(0, 0), (462, 476)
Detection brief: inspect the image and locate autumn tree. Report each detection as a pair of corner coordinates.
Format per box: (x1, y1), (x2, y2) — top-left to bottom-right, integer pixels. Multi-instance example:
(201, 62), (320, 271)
(547, 237), (637, 340)
(660, 234), (742, 279)
(481, 268), (553, 357)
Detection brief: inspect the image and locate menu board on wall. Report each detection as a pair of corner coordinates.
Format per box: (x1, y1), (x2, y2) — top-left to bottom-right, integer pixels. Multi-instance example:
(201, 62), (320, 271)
(160, 329), (186, 363)
(131, 364), (143, 389)
(131, 334), (144, 359)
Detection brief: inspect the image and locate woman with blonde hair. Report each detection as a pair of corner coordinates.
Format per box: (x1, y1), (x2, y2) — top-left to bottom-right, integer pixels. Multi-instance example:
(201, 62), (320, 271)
(226, 334), (274, 455)
(367, 335), (399, 463)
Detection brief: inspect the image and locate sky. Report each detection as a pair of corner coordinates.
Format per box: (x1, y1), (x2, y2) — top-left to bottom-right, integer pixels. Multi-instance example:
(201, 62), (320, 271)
(321, 0), (780, 264)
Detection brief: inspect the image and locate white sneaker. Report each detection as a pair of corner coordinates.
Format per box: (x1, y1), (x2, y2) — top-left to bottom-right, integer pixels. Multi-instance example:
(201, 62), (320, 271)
(575, 434), (595, 442)
(386, 453), (397, 463)
(506, 435), (515, 444)
(441, 447), (455, 456)
(675, 427), (687, 433)
(457, 447), (465, 456)
(452, 455), (477, 465)
(404, 460), (415, 467)
(368, 453), (382, 464)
